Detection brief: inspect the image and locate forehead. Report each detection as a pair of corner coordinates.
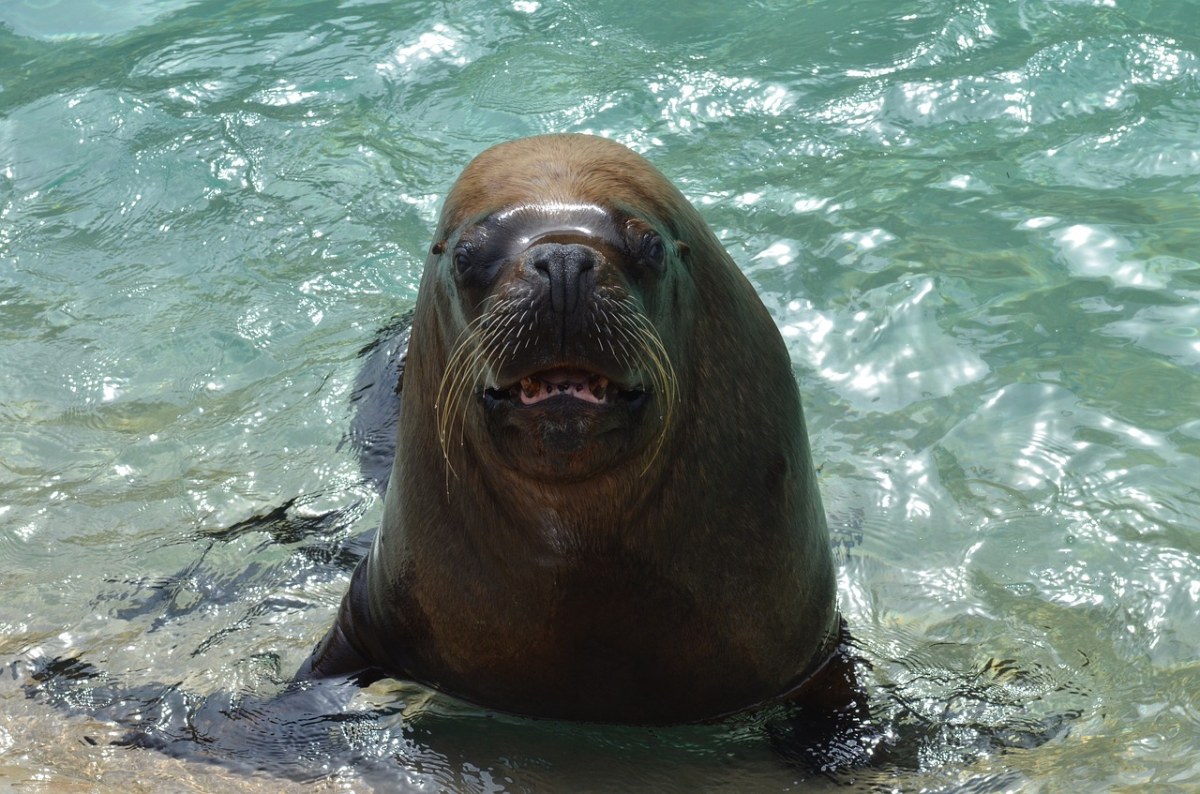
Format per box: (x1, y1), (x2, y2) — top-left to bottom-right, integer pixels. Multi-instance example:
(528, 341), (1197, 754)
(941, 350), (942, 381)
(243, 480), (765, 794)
(493, 201), (609, 225)
(487, 201), (620, 238)
(457, 201), (628, 251)
(437, 136), (681, 237)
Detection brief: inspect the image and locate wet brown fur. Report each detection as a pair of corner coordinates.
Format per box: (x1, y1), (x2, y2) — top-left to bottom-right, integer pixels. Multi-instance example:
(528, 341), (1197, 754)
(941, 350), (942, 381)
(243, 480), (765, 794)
(303, 134), (839, 725)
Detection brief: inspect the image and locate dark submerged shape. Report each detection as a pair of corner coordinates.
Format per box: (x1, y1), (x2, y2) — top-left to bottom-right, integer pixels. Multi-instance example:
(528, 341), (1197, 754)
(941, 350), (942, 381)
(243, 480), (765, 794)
(299, 134), (849, 727)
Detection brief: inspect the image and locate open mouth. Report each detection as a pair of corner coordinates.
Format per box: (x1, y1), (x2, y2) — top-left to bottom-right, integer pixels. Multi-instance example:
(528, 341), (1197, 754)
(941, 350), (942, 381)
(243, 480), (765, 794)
(485, 368), (645, 406)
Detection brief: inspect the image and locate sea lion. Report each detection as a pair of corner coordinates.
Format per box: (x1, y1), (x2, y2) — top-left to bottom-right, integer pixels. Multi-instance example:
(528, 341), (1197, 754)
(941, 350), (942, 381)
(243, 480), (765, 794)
(298, 133), (850, 727)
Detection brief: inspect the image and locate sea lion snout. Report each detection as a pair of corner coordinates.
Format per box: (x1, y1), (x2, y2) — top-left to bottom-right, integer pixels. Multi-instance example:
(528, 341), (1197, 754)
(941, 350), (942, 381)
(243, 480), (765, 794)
(522, 241), (599, 326)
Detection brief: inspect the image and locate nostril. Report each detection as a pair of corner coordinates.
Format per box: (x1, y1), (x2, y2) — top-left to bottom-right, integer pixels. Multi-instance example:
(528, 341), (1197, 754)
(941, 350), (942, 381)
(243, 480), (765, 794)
(530, 246), (595, 275)
(526, 243), (598, 317)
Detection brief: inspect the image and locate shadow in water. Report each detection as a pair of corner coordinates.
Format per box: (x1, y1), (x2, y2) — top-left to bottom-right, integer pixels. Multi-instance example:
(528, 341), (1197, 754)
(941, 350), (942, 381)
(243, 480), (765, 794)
(23, 631), (1083, 789)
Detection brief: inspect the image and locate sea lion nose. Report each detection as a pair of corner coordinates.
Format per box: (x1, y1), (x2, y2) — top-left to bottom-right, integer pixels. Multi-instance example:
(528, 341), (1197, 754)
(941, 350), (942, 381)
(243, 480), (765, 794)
(525, 242), (598, 319)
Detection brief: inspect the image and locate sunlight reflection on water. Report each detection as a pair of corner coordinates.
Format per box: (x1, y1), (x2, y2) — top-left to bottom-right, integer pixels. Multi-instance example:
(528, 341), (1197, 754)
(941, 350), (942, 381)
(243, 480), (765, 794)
(2, 0), (1199, 790)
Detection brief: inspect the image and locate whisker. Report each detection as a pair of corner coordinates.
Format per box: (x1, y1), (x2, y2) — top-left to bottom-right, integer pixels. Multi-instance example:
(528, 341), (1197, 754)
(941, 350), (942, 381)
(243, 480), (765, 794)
(435, 287), (677, 481)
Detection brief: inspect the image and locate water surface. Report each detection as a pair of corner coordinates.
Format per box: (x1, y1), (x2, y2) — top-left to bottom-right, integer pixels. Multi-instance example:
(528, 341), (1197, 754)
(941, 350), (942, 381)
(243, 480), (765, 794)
(2, 0), (1199, 790)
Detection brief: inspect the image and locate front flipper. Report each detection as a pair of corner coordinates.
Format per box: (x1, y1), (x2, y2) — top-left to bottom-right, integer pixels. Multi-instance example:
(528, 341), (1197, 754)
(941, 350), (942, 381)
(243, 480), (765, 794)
(294, 557), (387, 686)
(763, 621), (878, 776)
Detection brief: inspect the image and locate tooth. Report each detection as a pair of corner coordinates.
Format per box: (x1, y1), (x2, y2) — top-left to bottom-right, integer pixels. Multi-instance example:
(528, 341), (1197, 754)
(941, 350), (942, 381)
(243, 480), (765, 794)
(521, 377), (539, 398)
(590, 376), (609, 400)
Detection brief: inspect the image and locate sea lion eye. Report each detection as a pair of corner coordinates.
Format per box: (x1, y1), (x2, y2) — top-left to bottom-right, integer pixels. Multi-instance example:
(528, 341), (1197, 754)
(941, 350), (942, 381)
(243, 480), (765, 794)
(453, 244), (473, 274)
(640, 232), (666, 273)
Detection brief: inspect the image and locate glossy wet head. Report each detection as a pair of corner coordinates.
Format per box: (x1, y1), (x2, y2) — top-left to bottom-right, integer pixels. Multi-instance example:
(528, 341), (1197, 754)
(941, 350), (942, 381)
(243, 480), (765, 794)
(432, 195), (681, 482)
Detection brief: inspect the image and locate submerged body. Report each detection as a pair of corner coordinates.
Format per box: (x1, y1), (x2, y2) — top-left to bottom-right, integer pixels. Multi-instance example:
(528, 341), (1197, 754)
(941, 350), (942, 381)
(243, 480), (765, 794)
(299, 134), (843, 725)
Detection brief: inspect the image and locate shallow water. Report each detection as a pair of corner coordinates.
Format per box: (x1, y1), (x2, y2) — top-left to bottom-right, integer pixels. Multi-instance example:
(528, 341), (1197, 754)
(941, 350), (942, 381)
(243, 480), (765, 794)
(2, 0), (1199, 790)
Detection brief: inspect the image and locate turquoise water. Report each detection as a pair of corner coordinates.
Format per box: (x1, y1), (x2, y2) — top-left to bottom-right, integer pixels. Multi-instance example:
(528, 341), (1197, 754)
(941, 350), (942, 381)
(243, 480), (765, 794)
(2, 0), (1199, 790)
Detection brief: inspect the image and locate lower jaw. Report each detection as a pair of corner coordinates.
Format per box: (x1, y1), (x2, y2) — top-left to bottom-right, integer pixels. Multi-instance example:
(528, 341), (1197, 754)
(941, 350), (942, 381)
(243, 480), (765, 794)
(480, 403), (651, 477)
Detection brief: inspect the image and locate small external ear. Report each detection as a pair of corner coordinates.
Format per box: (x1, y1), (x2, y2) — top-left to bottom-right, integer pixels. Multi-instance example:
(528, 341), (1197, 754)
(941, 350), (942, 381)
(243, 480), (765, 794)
(431, 240), (446, 255)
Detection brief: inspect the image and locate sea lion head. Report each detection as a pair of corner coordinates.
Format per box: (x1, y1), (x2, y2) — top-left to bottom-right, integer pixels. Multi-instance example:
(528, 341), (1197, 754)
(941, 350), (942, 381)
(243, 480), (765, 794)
(414, 134), (699, 483)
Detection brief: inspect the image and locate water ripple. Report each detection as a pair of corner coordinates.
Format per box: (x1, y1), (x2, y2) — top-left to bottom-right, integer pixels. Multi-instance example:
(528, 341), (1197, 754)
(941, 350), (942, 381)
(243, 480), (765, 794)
(3, 0), (1200, 789)
(781, 275), (990, 412)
